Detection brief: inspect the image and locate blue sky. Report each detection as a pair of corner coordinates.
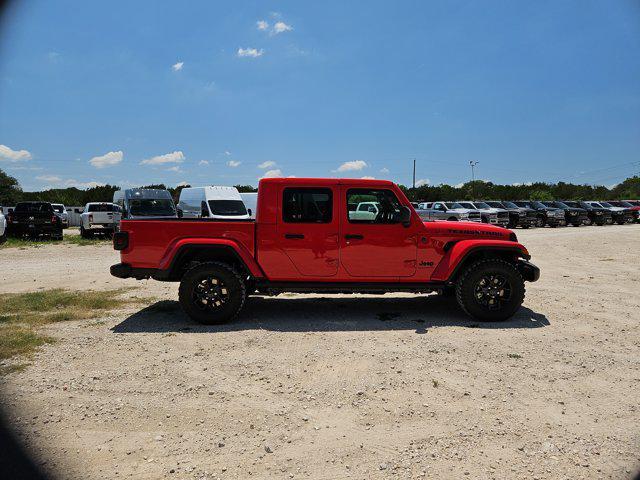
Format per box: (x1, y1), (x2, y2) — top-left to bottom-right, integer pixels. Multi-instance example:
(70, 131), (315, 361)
(0, 0), (639, 191)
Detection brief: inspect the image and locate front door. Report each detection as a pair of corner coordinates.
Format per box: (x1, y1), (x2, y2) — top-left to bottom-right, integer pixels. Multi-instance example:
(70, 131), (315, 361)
(340, 187), (417, 277)
(276, 187), (339, 277)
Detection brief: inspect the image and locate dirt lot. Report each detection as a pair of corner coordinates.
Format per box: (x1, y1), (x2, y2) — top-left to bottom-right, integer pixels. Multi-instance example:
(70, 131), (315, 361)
(1, 225), (639, 479)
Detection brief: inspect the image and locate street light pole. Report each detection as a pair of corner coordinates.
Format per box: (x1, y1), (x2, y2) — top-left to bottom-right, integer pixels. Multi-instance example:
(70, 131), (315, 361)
(412, 158), (416, 190)
(469, 161), (479, 199)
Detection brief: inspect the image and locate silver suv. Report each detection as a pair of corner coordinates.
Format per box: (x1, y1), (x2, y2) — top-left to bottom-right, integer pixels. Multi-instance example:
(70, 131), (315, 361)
(456, 201), (510, 226)
(416, 201), (482, 222)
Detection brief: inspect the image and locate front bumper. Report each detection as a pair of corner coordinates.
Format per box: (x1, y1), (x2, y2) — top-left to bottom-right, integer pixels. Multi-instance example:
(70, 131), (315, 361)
(517, 260), (540, 282)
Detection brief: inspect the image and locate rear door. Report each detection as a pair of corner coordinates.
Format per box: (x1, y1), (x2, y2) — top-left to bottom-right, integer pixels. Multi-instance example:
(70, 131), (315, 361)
(339, 186), (417, 278)
(275, 187), (339, 277)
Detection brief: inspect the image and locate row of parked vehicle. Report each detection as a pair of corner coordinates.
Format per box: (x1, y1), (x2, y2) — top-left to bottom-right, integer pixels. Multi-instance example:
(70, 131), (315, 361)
(0, 186), (258, 240)
(411, 200), (640, 228)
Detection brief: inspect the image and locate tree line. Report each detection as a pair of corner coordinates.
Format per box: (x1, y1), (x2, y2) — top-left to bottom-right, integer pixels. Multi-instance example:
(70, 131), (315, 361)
(0, 167), (638, 206)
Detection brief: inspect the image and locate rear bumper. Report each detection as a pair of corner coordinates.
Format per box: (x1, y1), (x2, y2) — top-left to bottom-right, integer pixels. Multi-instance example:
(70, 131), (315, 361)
(9, 224), (61, 235)
(110, 263), (169, 281)
(517, 260), (540, 282)
(87, 223), (116, 231)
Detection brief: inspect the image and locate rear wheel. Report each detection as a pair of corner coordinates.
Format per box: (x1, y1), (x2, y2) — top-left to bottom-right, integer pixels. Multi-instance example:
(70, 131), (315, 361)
(447, 217), (458, 222)
(80, 226), (91, 238)
(536, 216), (545, 227)
(178, 261), (246, 324)
(455, 259), (525, 322)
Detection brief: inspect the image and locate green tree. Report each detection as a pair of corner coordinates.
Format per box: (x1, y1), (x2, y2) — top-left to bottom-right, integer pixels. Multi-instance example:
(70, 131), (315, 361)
(0, 168), (23, 205)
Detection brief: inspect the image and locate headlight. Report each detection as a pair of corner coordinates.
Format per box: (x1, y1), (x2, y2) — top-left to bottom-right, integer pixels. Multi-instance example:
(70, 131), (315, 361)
(460, 213), (469, 218)
(595, 211), (602, 215)
(569, 211), (577, 215)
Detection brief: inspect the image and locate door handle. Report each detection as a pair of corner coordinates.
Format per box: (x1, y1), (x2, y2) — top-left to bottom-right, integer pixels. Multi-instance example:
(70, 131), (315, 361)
(345, 234), (364, 240)
(285, 233), (305, 239)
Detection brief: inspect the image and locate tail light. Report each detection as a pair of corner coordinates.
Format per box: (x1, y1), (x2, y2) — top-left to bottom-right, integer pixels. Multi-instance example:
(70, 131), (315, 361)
(113, 231), (129, 250)
(7, 212), (13, 223)
(52, 215), (58, 223)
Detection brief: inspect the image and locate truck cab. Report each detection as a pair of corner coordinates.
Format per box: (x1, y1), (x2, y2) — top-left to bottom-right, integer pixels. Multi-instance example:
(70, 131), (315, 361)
(112, 178), (539, 324)
(114, 188), (177, 221)
(178, 186), (249, 220)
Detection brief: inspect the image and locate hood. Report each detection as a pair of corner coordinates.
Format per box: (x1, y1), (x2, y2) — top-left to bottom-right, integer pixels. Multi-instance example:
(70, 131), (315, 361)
(423, 219), (513, 241)
(476, 207), (508, 213)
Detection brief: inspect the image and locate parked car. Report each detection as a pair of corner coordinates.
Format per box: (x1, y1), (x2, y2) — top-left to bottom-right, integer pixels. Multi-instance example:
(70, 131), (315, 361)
(0, 209), (6, 244)
(113, 188), (177, 221)
(595, 201), (635, 224)
(456, 201), (510, 226)
(240, 192), (258, 219)
(80, 202), (120, 238)
(484, 201), (536, 228)
(416, 201), (482, 222)
(513, 201), (566, 227)
(540, 201), (589, 227)
(51, 203), (69, 228)
(111, 177), (540, 324)
(608, 201), (640, 222)
(564, 201), (612, 225)
(178, 186), (249, 220)
(7, 201), (63, 239)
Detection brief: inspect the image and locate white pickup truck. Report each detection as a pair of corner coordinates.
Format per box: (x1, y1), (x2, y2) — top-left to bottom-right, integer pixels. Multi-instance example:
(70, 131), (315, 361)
(80, 202), (120, 238)
(0, 209), (6, 244)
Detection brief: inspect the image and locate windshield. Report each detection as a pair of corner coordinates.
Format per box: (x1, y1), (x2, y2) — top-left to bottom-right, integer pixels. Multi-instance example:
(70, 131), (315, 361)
(599, 202), (614, 208)
(531, 201), (546, 209)
(208, 200), (247, 216)
(445, 202), (464, 209)
(15, 202), (52, 213)
(458, 202), (475, 209)
(514, 201), (531, 207)
(129, 199), (176, 216)
(87, 203), (116, 212)
(473, 202), (491, 209)
(485, 201), (503, 208)
(564, 201), (579, 208)
(614, 201), (632, 207)
(553, 201), (569, 208)
(52, 205), (65, 213)
(502, 201), (518, 208)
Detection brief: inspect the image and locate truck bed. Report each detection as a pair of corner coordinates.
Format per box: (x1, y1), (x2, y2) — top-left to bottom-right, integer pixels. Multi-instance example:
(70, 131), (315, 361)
(118, 219), (256, 269)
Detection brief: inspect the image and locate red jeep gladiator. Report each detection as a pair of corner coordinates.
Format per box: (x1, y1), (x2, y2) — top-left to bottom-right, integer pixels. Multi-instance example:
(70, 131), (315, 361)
(111, 178), (539, 323)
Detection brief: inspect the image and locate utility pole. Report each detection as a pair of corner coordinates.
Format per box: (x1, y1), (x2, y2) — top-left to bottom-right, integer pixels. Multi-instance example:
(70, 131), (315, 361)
(412, 158), (416, 190)
(469, 161), (479, 199)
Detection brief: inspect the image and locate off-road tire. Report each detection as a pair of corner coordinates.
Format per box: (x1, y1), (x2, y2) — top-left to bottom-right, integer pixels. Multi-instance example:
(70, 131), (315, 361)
(0, 232), (6, 244)
(80, 226), (91, 238)
(455, 258), (525, 322)
(179, 261), (246, 325)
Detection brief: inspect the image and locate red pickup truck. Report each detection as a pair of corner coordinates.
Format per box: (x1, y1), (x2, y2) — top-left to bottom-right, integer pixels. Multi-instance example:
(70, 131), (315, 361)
(111, 178), (539, 323)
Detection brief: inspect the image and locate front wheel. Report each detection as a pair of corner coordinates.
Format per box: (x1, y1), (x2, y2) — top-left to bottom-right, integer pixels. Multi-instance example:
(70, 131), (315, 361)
(536, 216), (545, 227)
(178, 262), (247, 324)
(0, 232), (6, 244)
(455, 259), (525, 322)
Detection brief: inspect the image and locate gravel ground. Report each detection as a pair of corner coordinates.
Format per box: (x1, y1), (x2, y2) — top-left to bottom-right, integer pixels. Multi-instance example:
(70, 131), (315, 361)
(1, 225), (639, 479)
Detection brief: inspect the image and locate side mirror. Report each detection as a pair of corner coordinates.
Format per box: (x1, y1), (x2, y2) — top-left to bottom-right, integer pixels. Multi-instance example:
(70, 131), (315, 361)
(177, 208), (183, 218)
(247, 208), (252, 217)
(399, 205), (411, 227)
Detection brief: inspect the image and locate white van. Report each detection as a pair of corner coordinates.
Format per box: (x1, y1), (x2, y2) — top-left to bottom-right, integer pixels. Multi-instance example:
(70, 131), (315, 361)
(178, 186), (250, 220)
(240, 192), (258, 219)
(113, 188), (177, 220)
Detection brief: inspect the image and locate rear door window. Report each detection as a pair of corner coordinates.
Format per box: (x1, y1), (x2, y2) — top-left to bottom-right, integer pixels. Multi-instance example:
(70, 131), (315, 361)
(283, 188), (332, 223)
(208, 200), (247, 216)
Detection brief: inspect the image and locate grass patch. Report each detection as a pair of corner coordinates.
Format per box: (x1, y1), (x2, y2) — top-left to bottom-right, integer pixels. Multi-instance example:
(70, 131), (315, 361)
(507, 353), (523, 359)
(0, 235), (110, 249)
(0, 289), (144, 371)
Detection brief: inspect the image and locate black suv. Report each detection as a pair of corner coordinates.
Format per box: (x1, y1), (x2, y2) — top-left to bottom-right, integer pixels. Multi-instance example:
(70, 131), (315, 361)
(564, 201), (612, 225)
(513, 201), (566, 227)
(484, 201), (536, 228)
(541, 201), (589, 227)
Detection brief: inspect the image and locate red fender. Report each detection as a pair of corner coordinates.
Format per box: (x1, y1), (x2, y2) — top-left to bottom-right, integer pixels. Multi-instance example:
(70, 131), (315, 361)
(158, 238), (265, 278)
(430, 239), (529, 282)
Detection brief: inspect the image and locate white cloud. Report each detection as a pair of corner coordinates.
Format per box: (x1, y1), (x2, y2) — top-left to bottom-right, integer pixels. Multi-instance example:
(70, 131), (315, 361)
(262, 169), (282, 178)
(172, 61), (184, 71)
(224, 150), (231, 156)
(36, 175), (62, 183)
(273, 21), (293, 34)
(257, 20), (269, 30)
(0, 144), (32, 162)
(360, 176), (375, 180)
(454, 182), (465, 188)
(198, 160), (210, 166)
(335, 160), (367, 172)
(177, 181), (189, 187)
(89, 150), (123, 169)
(140, 151), (185, 165)
(258, 160), (276, 169)
(380, 167), (389, 174)
(166, 166), (183, 173)
(415, 178), (430, 187)
(227, 160), (241, 167)
(237, 48), (264, 58)
(48, 51), (61, 62)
